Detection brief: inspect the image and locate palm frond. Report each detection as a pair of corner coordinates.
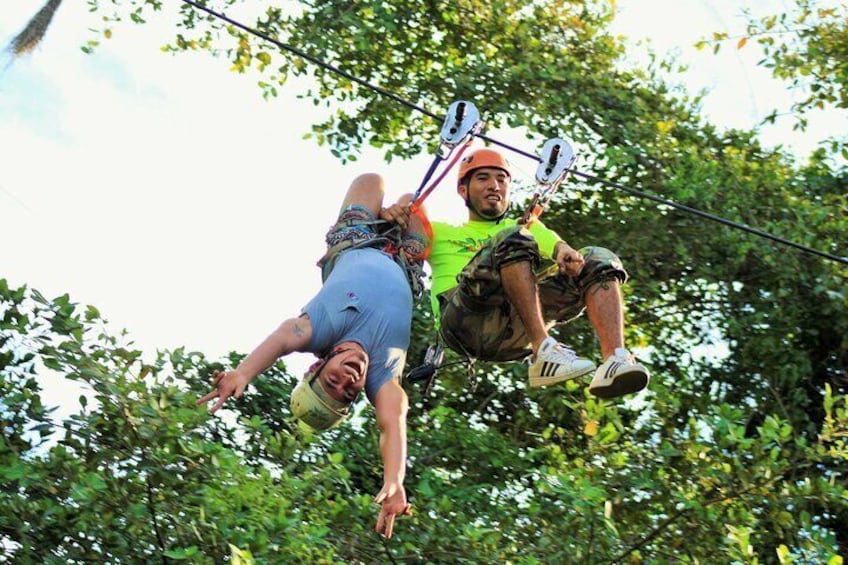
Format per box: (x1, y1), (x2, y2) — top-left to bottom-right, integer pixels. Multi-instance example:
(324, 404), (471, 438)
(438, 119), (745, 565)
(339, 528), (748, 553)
(8, 0), (64, 56)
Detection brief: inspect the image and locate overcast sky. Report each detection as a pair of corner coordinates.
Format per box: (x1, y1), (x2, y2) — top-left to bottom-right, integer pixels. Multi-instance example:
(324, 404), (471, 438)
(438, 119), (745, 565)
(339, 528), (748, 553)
(1, 0), (843, 412)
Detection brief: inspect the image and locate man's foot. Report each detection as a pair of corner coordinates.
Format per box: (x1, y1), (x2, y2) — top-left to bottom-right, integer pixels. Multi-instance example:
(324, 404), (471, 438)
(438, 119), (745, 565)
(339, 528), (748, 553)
(528, 337), (595, 388)
(589, 348), (650, 398)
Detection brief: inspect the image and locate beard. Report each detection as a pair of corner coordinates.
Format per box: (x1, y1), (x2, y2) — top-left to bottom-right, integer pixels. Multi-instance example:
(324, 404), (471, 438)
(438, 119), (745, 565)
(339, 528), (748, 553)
(467, 195), (508, 220)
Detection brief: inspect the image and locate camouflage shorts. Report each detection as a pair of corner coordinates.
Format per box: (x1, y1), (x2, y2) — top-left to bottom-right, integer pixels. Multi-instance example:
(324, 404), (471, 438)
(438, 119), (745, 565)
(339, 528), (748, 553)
(317, 205), (426, 296)
(438, 225), (627, 362)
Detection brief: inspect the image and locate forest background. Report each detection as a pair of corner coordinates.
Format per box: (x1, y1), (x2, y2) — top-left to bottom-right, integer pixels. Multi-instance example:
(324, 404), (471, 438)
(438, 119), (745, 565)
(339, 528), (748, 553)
(1, 0), (846, 563)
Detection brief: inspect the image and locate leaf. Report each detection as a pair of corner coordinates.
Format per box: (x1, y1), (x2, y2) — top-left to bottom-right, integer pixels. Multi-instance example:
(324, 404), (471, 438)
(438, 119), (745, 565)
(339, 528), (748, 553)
(29, 423), (53, 436)
(84, 305), (101, 321)
(163, 546), (199, 560)
(1, 462), (26, 480)
(583, 420), (598, 436)
(86, 473), (107, 491)
(776, 544), (789, 563)
(229, 544), (255, 565)
(43, 358), (62, 371)
(737, 37), (748, 49)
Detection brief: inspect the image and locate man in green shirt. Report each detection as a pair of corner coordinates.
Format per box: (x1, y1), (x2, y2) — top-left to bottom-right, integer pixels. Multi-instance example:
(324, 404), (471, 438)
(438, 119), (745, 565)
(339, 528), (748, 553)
(424, 147), (649, 398)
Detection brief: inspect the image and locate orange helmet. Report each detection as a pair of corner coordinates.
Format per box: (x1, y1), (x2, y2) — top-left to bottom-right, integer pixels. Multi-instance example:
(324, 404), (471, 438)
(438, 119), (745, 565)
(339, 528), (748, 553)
(457, 148), (511, 186)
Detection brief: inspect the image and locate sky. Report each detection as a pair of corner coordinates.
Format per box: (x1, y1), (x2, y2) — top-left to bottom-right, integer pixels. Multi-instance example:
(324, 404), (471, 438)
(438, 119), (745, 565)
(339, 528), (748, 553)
(1, 0), (843, 412)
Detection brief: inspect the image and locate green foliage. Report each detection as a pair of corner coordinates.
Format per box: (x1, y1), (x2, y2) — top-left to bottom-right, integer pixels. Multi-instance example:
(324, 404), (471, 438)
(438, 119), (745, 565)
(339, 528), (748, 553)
(3, 282), (845, 562)
(696, 0), (848, 159)
(0, 282), (360, 563)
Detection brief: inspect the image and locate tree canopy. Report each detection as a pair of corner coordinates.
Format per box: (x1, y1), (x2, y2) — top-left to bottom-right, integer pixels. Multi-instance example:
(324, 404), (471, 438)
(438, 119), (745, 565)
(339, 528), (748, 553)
(696, 0), (848, 160)
(2, 0), (846, 563)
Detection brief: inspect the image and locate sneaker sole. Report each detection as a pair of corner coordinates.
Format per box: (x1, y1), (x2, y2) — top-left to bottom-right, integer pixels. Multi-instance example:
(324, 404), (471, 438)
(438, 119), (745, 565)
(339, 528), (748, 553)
(529, 366), (594, 388)
(589, 370), (649, 398)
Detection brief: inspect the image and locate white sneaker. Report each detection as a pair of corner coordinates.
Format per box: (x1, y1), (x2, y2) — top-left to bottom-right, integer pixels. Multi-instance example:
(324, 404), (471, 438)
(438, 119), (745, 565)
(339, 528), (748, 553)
(528, 337), (595, 388)
(589, 348), (650, 398)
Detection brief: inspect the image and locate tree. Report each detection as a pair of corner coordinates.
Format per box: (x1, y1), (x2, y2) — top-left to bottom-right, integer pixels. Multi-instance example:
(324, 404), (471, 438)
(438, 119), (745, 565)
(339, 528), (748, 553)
(0, 281), (389, 563)
(2, 287), (846, 562)
(5, 0), (64, 57)
(3, 0), (847, 562)
(697, 0), (848, 159)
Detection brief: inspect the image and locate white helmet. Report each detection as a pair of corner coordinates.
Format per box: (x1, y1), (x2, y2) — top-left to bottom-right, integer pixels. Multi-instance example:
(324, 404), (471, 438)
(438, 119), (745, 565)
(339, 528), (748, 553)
(290, 346), (367, 431)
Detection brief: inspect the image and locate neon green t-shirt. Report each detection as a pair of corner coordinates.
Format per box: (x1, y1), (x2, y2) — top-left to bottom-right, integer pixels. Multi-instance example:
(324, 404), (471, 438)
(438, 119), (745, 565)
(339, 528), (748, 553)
(427, 218), (561, 318)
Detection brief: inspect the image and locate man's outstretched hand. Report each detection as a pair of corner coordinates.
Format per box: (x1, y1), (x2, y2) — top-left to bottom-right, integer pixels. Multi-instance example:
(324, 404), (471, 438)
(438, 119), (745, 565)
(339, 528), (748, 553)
(374, 481), (411, 539)
(197, 369), (252, 414)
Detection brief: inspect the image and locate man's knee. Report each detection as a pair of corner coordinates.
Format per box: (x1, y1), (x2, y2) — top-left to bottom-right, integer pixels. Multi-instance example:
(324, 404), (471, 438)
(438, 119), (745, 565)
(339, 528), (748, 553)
(342, 173), (386, 214)
(492, 226), (542, 270)
(350, 172), (385, 193)
(578, 246), (628, 288)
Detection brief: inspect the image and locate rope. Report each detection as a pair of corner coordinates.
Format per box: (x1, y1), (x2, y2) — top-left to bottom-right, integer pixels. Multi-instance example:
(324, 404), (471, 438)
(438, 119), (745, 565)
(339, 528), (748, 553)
(568, 169), (848, 265)
(413, 139), (475, 206)
(178, 0), (847, 267)
(180, 0), (439, 121)
(411, 154), (443, 204)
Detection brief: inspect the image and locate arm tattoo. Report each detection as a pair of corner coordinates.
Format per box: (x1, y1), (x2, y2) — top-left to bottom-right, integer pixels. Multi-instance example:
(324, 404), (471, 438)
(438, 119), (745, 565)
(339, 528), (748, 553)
(292, 322), (305, 337)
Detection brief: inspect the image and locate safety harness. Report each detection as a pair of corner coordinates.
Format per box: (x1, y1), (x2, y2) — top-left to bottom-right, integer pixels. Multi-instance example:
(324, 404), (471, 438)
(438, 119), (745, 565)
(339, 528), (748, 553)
(318, 101), (485, 300)
(406, 115), (582, 395)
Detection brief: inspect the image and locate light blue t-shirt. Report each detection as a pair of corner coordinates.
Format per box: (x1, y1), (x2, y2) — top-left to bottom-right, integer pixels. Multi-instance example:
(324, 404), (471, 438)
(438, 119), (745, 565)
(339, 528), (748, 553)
(303, 248), (412, 403)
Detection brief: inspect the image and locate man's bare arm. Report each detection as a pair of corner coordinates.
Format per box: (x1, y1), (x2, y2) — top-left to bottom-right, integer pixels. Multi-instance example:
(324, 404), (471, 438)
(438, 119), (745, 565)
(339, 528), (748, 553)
(197, 315), (313, 413)
(372, 379), (411, 539)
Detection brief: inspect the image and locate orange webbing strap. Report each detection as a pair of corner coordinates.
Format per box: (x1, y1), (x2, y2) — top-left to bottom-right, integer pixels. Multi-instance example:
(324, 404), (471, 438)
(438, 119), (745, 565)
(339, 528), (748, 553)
(522, 203), (544, 228)
(519, 191), (544, 226)
(408, 203), (434, 261)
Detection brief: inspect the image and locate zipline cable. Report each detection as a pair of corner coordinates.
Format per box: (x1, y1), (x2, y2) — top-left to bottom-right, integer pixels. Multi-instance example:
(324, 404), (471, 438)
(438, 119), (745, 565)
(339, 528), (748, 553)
(571, 168), (847, 265)
(477, 138), (848, 265)
(179, 0), (847, 267)
(179, 0), (440, 122)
